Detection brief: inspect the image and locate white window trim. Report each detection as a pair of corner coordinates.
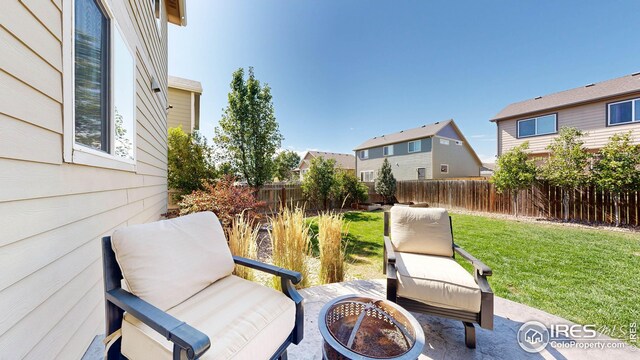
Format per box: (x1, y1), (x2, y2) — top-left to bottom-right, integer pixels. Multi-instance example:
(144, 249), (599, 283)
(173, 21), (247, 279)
(383, 145), (394, 156)
(63, 0), (137, 172)
(416, 167), (426, 179)
(360, 170), (374, 182)
(408, 140), (421, 153)
(607, 98), (640, 126)
(440, 164), (449, 174)
(517, 114), (557, 138)
(360, 149), (369, 159)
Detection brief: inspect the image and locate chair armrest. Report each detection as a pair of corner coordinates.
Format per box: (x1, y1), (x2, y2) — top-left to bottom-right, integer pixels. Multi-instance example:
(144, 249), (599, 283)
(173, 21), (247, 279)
(384, 236), (396, 264)
(105, 288), (210, 360)
(454, 244), (492, 276)
(233, 256), (302, 284)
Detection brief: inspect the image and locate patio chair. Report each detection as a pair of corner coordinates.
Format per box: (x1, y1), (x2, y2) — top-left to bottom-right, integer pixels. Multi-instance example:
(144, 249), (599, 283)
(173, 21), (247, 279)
(383, 207), (493, 348)
(102, 211), (303, 360)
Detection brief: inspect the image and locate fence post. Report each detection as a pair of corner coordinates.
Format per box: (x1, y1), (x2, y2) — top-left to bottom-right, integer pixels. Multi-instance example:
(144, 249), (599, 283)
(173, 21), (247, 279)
(281, 187), (287, 209)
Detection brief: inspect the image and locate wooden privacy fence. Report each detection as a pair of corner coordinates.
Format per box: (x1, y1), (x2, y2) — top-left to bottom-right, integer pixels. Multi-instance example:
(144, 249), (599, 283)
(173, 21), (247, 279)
(257, 180), (639, 226)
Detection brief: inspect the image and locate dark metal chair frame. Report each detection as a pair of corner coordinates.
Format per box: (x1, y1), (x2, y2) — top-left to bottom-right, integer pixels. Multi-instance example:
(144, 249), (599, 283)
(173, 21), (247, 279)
(383, 212), (493, 348)
(102, 236), (304, 360)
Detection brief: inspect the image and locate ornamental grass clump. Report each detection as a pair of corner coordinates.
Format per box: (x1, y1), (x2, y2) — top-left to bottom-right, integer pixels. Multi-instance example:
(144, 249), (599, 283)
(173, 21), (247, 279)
(317, 212), (348, 284)
(269, 207), (311, 289)
(227, 214), (258, 281)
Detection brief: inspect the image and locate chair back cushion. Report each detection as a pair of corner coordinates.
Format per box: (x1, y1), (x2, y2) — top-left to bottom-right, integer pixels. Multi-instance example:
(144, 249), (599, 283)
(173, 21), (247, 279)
(111, 211), (234, 311)
(390, 206), (453, 257)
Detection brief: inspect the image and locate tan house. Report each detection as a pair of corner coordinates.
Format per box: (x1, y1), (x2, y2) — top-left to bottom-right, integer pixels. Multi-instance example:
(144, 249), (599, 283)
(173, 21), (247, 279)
(0, 0), (186, 358)
(492, 72), (640, 156)
(354, 119), (482, 181)
(295, 151), (356, 181)
(168, 75), (202, 133)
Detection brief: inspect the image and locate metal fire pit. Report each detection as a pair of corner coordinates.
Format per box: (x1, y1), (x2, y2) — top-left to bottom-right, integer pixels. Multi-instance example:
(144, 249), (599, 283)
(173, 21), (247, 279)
(318, 295), (425, 360)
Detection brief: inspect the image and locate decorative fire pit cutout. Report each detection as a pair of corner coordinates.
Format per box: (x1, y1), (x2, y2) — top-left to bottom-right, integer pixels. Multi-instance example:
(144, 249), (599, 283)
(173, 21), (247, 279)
(319, 295), (425, 360)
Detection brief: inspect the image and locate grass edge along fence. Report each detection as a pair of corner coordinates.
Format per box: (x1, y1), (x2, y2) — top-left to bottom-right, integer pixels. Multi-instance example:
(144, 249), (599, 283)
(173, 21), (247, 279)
(256, 180), (639, 226)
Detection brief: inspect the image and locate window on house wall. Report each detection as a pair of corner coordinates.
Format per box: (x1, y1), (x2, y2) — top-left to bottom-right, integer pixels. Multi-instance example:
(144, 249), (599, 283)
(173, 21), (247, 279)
(359, 149), (369, 159)
(608, 98), (640, 125)
(383, 145), (394, 156)
(70, 0), (137, 167)
(439, 138), (450, 145)
(440, 164), (449, 173)
(417, 167), (426, 180)
(408, 140), (421, 153)
(517, 114), (557, 138)
(360, 170), (374, 182)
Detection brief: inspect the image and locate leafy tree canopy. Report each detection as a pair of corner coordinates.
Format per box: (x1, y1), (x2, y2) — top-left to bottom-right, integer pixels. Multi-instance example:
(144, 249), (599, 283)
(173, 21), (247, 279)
(375, 158), (397, 203)
(302, 157), (337, 210)
(592, 131), (640, 194)
(168, 127), (217, 200)
(333, 170), (369, 207)
(492, 142), (537, 194)
(214, 67), (283, 189)
(540, 127), (591, 189)
(273, 150), (301, 182)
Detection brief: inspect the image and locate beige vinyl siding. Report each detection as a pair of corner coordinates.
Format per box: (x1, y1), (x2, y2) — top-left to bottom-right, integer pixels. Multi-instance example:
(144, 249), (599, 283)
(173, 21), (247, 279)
(431, 137), (481, 179)
(0, 0), (169, 359)
(357, 152), (433, 181)
(167, 87), (193, 132)
(498, 93), (640, 155)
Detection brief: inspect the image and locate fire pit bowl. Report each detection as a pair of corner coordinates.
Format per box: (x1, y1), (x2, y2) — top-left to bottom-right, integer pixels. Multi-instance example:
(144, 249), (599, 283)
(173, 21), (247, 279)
(318, 295), (425, 360)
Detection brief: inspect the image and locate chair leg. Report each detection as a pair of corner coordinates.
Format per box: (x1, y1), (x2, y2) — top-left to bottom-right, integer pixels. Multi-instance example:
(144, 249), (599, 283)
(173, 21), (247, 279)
(279, 349), (288, 360)
(463, 322), (476, 348)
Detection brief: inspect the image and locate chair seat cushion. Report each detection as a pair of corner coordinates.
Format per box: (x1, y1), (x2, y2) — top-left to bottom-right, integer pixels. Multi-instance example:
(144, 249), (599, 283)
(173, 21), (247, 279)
(395, 252), (481, 313)
(121, 275), (296, 360)
(111, 211), (235, 311)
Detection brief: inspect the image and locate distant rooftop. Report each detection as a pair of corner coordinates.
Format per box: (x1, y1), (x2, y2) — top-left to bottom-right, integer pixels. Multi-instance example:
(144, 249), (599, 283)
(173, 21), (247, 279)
(301, 151), (356, 170)
(353, 119), (453, 150)
(492, 72), (640, 121)
(168, 75), (203, 93)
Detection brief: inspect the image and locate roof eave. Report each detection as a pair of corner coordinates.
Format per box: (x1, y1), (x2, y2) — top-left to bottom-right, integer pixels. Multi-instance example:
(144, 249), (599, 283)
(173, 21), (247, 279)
(166, 0), (187, 26)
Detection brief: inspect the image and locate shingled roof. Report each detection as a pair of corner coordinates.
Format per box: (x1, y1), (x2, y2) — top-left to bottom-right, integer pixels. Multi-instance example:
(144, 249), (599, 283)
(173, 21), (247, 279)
(492, 72), (640, 121)
(300, 151), (356, 170)
(353, 119), (452, 150)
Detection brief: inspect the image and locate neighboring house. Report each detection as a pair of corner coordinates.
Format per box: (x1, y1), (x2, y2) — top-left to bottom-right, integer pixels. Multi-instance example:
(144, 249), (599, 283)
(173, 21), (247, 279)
(480, 163), (495, 177)
(0, 0), (186, 358)
(354, 119), (482, 181)
(492, 72), (640, 156)
(168, 75), (202, 133)
(296, 151), (356, 181)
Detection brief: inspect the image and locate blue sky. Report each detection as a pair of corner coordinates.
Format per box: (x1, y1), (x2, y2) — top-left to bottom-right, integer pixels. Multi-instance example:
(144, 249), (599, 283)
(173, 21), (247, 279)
(168, 0), (640, 163)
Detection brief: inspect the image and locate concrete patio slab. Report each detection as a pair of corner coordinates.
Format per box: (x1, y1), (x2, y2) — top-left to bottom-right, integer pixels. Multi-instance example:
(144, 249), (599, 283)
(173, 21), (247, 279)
(83, 279), (638, 359)
(288, 279), (639, 360)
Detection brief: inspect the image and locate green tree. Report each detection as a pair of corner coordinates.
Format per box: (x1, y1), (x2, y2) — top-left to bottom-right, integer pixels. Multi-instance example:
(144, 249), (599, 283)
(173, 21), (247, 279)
(491, 142), (537, 217)
(591, 131), (640, 226)
(273, 150), (301, 182)
(302, 157), (337, 210)
(375, 158), (397, 204)
(168, 127), (217, 200)
(333, 170), (369, 208)
(214, 67), (283, 189)
(540, 127), (591, 222)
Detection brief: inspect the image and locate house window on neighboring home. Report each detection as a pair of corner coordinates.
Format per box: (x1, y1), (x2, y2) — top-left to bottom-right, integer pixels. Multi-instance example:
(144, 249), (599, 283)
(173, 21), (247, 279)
(408, 140), (421, 153)
(608, 98), (640, 125)
(359, 149), (369, 159)
(439, 138), (450, 145)
(69, 0), (137, 168)
(440, 164), (449, 174)
(417, 167), (426, 180)
(383, 145), (393, 156)
(517, 114), (557, 138)
(360, 170), (374, 182)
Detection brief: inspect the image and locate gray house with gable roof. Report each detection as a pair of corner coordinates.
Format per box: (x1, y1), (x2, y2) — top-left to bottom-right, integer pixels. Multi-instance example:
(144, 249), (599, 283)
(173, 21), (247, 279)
(354, 119), (482, 181)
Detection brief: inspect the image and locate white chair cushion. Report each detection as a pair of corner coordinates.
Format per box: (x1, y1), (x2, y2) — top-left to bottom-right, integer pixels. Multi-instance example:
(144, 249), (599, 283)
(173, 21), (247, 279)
(111, 211), (235, 311)
(395, 252), (481, 313)
(390, 206), (453, 257)
(121, 275), (296, 360)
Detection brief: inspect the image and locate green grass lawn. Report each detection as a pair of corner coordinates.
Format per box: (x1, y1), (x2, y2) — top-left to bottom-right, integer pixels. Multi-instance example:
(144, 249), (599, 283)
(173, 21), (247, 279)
(327, 211), (640, 343)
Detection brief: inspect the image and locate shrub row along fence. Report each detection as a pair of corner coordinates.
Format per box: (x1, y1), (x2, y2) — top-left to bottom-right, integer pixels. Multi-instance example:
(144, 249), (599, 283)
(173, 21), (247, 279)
(257, 180), (639, 226)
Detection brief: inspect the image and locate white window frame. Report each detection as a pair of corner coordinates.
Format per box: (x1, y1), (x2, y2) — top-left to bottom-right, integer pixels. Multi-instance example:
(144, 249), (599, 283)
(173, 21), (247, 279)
(360, 149), (369, 159)
(360, 170), (374, 182)
(63, 0), (137, 172)
(439, 138), (450, 145)
(440, 164), (449, 174)
(607, 98), (640, 126)
(408, 140), (421, 153)
(417, 167), (426, 180)
(383, 145), (394, 156)
(517, 113), (557, 138)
